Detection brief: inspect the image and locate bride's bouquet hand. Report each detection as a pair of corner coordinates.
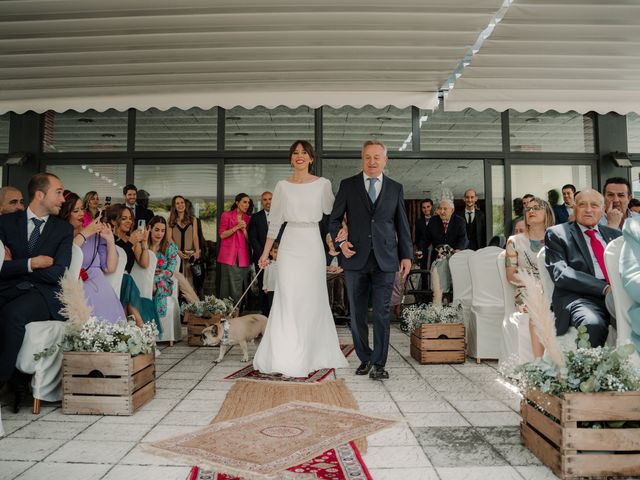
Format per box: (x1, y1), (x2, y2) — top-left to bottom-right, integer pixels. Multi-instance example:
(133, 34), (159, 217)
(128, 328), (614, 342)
(258, 254), (270, 269)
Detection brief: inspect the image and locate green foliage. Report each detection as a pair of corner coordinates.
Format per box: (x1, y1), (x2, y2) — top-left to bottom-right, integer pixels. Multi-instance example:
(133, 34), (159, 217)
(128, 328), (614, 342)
(199, 201), (217, 221)
(181, 295), (235, 317)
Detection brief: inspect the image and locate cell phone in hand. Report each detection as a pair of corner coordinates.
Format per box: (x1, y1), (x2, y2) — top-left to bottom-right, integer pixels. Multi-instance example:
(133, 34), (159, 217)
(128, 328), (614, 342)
(138, 219), (146, 231)
(105, 196), (112, 205)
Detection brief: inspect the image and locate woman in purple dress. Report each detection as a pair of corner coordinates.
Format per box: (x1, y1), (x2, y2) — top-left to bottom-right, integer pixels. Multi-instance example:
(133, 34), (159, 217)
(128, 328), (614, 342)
(59, 191), (126, 324)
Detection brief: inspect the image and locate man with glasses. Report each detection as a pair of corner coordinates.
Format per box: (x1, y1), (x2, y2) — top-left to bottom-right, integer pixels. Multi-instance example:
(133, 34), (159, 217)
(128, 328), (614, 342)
(545, 189), (621, 347)
(0, 186), (25, 215)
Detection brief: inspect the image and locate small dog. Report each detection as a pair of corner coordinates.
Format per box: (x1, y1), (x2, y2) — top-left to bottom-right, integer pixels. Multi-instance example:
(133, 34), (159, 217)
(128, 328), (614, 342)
(201, 314), (268, 363)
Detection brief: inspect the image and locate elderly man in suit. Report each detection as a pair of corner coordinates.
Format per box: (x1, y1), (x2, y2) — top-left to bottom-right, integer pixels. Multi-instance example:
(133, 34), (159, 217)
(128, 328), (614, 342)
(0, 173), (73, 411)
(417, 198), (468, 253)
(545, 189), (621, 347)
(248, 191), (273, 315)
(329, 140), (413, 380)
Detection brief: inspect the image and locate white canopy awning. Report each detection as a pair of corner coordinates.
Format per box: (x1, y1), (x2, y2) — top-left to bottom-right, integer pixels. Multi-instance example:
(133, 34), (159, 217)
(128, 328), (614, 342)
(0, 0), (505, 114)
(445, 0), (640, 114)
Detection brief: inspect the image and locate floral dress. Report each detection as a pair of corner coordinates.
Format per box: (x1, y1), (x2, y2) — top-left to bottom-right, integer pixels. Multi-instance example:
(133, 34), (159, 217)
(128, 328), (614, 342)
(505, 233), (544, 309)
(153, 242), (179, 317)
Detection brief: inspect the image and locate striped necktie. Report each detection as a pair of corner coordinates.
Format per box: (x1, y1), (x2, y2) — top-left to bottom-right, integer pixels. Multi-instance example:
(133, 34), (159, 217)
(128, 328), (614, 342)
(28, 218), (45, 254)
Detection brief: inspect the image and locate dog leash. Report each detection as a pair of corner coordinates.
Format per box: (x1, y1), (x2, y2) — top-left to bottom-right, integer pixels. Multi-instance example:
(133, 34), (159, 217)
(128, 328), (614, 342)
(227, 266), (264, 316)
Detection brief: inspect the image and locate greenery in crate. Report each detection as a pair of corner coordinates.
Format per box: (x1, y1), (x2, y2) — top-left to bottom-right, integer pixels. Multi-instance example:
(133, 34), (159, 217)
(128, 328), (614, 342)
(509, 272), (640, 429)
(181, 294), (235, 317)
(401, 302), (462, 333)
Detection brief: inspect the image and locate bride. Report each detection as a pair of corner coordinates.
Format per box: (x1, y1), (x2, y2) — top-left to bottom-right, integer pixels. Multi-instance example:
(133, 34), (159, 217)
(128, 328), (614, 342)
(253, 140), (349, 377)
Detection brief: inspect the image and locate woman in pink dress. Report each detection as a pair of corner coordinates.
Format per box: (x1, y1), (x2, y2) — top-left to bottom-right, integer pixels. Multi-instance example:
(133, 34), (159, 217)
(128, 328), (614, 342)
(217, 193), (251, 304)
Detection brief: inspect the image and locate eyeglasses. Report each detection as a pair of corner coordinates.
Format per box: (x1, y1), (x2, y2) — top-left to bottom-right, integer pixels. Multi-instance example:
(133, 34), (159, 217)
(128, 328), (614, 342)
(524, 205), (543, 213)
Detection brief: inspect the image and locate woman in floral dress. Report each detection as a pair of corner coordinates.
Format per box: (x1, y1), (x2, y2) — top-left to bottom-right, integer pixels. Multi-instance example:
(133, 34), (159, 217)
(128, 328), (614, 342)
(149, 216), (179, 318)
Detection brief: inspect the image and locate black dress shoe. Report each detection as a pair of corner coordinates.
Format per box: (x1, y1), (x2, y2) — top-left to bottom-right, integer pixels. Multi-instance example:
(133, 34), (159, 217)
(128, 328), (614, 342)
(355, 362), (371, 375)
(9, 371), (29, 413)
(369, 366), (389, 380)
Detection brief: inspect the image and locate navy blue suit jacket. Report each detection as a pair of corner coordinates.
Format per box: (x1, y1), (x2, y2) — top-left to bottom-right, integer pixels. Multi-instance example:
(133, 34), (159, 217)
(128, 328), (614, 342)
(328, 173), (413, 272)
(0, 211), (73, 320)
(553, 204), (570, 224)
(544, 221), (620, 335)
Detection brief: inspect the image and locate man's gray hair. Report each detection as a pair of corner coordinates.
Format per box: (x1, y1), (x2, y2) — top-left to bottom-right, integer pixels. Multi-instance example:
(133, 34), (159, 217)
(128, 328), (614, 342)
(439, 198), (455, 209)
(575, 188), (604, 207)
(362, 140), (387, 156)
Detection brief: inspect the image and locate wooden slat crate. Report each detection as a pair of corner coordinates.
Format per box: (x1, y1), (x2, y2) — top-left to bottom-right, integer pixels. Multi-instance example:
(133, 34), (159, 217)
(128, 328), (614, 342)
(62, 351), (155, 415)
(410, 323), (465, 364)
(521, 389), (640, 479)
(186, 310), (239, 346)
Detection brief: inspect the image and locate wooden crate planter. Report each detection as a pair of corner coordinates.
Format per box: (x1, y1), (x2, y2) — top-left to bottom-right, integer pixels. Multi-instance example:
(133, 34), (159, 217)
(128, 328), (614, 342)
(186, 310), (239, 346)
(521, 389), (640, 479)
(410, 323), (465, 364)
(62, 351), (155, 415)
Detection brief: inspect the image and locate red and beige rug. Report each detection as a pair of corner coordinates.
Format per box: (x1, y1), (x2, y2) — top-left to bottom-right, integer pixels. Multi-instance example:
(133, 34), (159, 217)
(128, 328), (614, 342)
(148, 401), (395, 479)
(186, 441), (372, 480)
(224, 344), (355, 383)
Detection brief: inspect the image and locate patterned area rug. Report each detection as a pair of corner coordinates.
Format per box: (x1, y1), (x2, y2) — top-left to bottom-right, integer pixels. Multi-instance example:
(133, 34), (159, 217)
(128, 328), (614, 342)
(224, 344), (355, 383)
(148, 401), (396, 479)
(186, 441), (372, 479)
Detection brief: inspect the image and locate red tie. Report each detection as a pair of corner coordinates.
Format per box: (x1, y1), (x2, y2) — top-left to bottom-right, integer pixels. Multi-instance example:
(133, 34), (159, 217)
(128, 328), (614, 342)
(443, 221), (448, 232)
(585, 229), (609, 283)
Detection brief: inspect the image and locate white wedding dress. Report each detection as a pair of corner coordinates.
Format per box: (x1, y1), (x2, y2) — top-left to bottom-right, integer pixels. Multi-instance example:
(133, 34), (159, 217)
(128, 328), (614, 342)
(253, 177), (349, 377)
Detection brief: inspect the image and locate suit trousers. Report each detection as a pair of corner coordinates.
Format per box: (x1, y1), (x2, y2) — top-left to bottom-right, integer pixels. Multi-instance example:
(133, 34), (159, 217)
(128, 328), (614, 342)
(568, 297), (610, 348)
(0, 286), (51, 381)
(345, 251), (396, 367)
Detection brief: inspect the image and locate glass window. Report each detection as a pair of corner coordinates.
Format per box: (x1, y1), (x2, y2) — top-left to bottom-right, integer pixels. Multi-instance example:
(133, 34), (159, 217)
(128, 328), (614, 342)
(627, 113), (640, 153)
(631, 166), (640, 198)
(420, 108), (502, 151)
(135, 107), (217, 151)
(323, 106), (411, 152)
(134, 164), (218, 241)
(43, 109), (128, 153)
(0, 113), (9, 153)
(225, 106), (313, 150)
(510, 164), (592, 202)
(46, 163), (127, 201)
(491, 164), (505, 237)
(509, 110), (595, 153)
(223, 164), (291, 211)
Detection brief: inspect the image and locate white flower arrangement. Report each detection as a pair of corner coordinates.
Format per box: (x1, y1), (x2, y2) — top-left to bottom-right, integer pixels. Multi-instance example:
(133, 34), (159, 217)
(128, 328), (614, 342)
(401, 302), (462, 333)
(181, 294), (235, 318)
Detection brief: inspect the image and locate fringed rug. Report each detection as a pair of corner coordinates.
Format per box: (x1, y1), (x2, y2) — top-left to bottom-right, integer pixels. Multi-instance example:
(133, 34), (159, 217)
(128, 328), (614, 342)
(224, 344), (355, 383)
(186, 441), (372, 480)
(149, 400), (395, 479)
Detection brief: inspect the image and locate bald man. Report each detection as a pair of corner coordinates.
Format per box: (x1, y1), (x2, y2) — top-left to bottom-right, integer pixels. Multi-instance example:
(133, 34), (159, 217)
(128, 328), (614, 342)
(0, 187), (24, 215)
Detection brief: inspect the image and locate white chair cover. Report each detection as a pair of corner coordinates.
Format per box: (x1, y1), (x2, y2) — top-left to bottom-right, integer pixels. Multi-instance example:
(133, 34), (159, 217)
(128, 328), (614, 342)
(536, 249), (554, 305)
(158, 256), (182, 343)
(15, 242), (84, 403)
(104, 245), (127, 296)
(496, 251), (533, 367)
(130, 250), (157, 300)
(449, 250), (474, 328)
(605, 237), (639, 367)
(468, 247), (504, 360)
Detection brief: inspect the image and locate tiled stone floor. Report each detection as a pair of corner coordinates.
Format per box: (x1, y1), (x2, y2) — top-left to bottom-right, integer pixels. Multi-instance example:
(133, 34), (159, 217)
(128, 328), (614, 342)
(0, 325), (564, 480)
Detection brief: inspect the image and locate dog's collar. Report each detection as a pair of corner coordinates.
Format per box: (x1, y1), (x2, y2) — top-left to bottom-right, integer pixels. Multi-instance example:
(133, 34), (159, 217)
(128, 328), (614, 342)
(221, 319), (231, 345)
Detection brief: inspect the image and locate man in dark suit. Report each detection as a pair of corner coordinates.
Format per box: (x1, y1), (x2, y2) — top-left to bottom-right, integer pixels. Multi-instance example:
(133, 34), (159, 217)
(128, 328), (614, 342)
(553, 184), (575, 224)
(461, 188), (486, 250)
(248, 191), (273, 315)
(329, 140), (413, 380)
(0, 173), (73, 410)
(417, 198), (468, 253)
(545, 189), (621, 347)
(414, 198), (433, 264)
(123, 184), (153, 224)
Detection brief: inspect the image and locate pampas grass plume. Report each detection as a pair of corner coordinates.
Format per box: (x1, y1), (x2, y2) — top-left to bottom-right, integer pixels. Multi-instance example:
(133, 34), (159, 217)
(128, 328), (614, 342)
(175, 271), (199, 304)
(519, 270), (565, 368)
(57, 268), (92, 326)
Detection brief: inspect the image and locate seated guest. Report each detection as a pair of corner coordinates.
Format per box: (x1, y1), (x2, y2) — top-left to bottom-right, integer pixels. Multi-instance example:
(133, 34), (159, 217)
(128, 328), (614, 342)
(0, 173), (72, 411)
(629, 198), (640, 214)
(620, 216), (640, 354)
(506, 197), (555, 358)
(59, 191), (126, 324)
(148, 216), (179, 318)
(82, 190), (100, 226)
(545, 189), (621, 347)
(0, 186), (24, 215)
(553, 184), (576, 224)
(600, 177), (638, 230)
(513, 218), (526, 235)
(416, 198), (467, 253)
(113, 205), (161, 334)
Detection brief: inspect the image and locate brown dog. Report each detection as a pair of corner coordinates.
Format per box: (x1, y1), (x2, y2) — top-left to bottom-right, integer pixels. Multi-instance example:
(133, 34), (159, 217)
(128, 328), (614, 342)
(201, 314), (268, 362)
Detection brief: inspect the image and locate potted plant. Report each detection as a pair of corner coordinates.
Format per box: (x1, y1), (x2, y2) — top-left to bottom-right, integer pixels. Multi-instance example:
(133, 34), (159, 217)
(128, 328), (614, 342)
(181, 295), (236, 346)
(402, 303), (465, 364)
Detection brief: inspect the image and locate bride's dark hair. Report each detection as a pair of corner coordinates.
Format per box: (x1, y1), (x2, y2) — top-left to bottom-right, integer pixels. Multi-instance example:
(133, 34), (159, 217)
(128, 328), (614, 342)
(289, 140), (315, 173)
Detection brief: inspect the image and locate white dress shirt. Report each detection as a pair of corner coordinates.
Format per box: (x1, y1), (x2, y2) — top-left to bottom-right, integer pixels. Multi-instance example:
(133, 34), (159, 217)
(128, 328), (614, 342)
(363, 172), (383, 201)
(465, 209), (475, 224)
